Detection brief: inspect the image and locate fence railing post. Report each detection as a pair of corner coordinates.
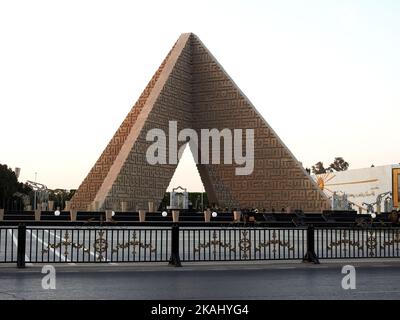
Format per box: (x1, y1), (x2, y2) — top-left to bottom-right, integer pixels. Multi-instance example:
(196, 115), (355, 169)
(168, 223), (182, 267)
(17, 224), (26, 268)
(303, 226), (319, 264)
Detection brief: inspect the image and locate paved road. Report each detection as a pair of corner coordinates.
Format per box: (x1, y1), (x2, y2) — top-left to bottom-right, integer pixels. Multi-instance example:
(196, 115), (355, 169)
(0, 262), (399, 300)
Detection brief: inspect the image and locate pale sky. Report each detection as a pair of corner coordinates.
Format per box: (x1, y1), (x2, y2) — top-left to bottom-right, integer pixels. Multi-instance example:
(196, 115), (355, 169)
(0, 0), (399, 191)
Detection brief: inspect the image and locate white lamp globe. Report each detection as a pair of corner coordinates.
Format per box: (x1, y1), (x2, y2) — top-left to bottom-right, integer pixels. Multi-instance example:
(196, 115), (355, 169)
(371, 213), (377, 219)
(162, 211), (168, 217)
(212, 212), (217, 218)
(54, 210), (60, 216)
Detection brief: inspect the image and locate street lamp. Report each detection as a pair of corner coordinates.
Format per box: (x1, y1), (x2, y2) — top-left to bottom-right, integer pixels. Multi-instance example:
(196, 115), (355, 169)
(201, 183), (205, 212)
(33, 172), (37, 210)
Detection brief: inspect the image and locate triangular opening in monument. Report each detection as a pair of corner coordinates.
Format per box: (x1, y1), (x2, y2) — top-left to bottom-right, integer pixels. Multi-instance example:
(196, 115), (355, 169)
(167, 143), (204, 193)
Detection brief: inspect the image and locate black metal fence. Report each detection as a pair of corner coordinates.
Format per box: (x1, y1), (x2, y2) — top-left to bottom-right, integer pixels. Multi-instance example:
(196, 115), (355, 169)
(315, 228), (400, 259)
(179, 227), (307, 261)
(0, 227), (18, 263)
(1, 224), (400, 267)
(23, 226), (170, 264)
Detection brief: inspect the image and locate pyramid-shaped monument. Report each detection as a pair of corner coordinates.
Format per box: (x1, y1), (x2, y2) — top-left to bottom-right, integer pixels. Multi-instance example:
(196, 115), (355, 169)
(70, 33), (330, 212)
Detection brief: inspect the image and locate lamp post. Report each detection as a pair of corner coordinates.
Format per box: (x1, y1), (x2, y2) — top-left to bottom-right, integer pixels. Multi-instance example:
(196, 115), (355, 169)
(33, 172), (37, 210)
(201, 183), (204, 212)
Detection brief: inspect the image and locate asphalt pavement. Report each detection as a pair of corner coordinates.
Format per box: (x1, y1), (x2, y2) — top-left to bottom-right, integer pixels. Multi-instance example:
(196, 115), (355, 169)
(0, 261), (399, 300)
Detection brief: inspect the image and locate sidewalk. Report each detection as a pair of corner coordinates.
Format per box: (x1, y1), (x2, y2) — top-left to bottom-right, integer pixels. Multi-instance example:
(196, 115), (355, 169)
(0, 258), (399, 273)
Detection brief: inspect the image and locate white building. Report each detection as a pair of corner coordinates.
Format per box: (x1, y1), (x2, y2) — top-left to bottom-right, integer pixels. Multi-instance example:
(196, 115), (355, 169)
(313, 164), (400, 213)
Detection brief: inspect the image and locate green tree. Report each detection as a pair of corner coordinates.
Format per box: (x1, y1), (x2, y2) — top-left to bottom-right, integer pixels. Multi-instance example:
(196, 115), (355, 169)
(311, 161), (327, 174)
(0, 164), (32, 209)
(48, 189), (76, 209)
(188, 192), (209, 211)
(329, 157), (349, 172)
(158, 192), (170, 211)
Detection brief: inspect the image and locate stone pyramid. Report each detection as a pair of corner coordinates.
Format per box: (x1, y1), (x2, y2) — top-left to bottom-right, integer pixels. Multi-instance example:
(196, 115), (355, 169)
(70, 33), (330, 212)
